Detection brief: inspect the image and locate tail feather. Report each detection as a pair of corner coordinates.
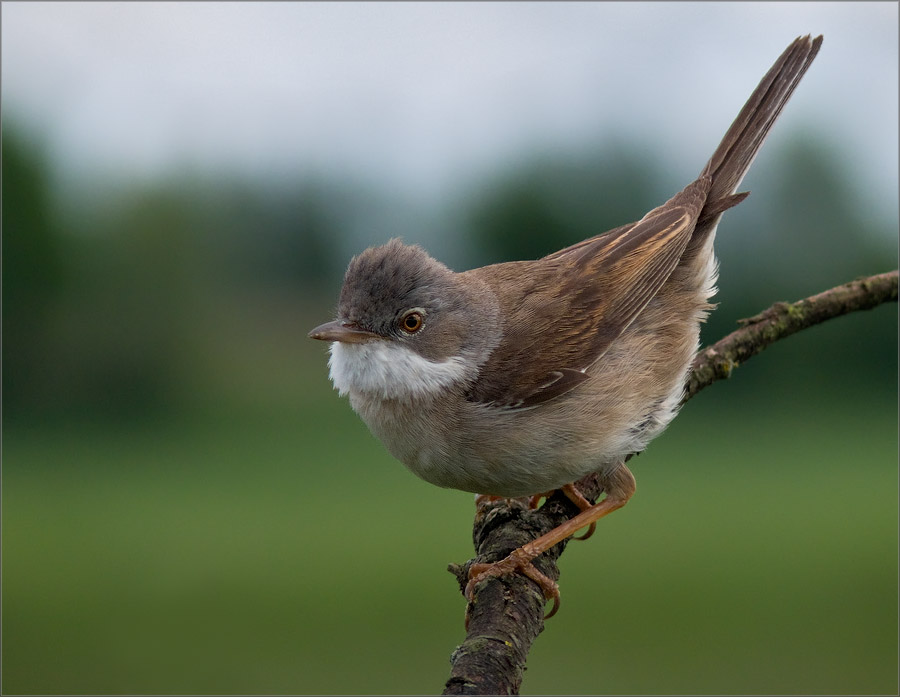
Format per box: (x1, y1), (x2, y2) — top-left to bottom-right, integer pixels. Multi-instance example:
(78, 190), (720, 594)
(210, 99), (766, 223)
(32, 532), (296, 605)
(675, 35), (821, 293)
(700, 34), (823, 220)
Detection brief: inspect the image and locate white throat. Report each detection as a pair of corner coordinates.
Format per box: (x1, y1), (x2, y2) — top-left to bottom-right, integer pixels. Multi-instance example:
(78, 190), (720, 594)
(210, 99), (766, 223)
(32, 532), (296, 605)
(328, 340), (474, 402)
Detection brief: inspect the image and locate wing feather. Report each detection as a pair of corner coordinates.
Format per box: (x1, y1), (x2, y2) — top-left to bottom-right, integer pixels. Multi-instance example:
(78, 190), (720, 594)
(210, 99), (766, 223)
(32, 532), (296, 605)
(465, 179), (708, 408)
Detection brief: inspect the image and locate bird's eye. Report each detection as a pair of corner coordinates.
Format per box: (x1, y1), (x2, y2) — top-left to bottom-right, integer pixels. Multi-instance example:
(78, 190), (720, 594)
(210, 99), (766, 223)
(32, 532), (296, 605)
(400, 310), (424, 334)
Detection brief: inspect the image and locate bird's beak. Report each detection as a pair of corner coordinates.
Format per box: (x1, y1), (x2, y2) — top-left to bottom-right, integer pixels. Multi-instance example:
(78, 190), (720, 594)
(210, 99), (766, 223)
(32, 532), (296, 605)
(308, 320), (380, 344)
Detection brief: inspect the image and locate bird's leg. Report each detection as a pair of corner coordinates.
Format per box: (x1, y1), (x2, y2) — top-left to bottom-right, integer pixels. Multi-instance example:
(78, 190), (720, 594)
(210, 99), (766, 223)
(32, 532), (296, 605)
(560, 482), (598, 541)
(466, 462), (636, 620)
(525, 484), (597, 538)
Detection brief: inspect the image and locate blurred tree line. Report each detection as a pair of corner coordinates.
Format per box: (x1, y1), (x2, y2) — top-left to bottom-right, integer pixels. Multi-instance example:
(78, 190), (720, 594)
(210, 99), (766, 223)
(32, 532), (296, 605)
(3, 125), (897, 423)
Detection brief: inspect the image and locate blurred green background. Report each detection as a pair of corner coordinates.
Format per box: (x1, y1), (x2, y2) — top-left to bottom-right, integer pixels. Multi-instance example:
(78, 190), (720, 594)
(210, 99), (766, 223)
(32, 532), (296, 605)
(3, 4), (898, 695)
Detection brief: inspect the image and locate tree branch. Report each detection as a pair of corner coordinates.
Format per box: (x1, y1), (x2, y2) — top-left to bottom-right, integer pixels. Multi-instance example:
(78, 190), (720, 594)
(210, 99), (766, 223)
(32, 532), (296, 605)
(442, 270), (898, 696)
(685, 270), (899, 401)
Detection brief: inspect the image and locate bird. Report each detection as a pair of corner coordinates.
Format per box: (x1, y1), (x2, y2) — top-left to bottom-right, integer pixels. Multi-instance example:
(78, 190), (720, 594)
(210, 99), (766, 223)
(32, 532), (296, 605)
(309, 34), (823, 619)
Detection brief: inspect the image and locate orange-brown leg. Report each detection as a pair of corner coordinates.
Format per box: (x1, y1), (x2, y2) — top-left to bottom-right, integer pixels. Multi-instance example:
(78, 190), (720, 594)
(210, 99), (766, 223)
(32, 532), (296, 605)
(560, 483), (598, 541)
(466, 462), (636, 620)
(527, 484), (598, 536)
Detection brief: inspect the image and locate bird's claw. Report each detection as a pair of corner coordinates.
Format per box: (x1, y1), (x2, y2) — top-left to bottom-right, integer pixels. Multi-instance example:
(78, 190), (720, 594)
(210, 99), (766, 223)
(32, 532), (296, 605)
(572, 521), (597, 541)
(464, 547), (561, 627)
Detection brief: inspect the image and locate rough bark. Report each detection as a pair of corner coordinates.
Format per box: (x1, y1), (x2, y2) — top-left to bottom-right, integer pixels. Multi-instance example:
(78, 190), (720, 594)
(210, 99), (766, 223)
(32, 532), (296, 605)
(686, 271), (899, 400)
(443, 270), (898, 695)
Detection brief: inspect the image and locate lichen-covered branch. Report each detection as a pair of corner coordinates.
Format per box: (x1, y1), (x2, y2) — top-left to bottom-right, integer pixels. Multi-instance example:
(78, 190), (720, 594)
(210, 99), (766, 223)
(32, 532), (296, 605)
(442, 269), (898, 696)
(685, 270), (899, 400)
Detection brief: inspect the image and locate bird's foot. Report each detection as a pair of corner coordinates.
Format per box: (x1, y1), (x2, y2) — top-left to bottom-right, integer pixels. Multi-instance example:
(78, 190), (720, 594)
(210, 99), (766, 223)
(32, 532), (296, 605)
(527, 491), (553, 509)
(463, 464), (636, 627)
(464, 545), (561, 627)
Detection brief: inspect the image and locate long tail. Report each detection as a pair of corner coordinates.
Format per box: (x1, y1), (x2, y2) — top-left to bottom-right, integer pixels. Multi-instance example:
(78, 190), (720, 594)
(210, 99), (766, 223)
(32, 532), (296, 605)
(698, 34), (823, 225)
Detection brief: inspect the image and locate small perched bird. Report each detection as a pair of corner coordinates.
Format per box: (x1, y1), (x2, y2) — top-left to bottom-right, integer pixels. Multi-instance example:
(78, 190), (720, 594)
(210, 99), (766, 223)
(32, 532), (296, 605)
(310, 35), (823, 618)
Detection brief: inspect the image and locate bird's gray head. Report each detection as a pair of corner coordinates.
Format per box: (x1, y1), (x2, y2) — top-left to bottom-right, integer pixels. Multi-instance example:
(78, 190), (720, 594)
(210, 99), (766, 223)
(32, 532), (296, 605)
(309, 238), (498, 401)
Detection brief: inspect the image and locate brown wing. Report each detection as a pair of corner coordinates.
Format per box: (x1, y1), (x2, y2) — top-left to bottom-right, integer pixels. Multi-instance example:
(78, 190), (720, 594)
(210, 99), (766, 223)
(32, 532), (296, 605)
(464, 179), (708, 409)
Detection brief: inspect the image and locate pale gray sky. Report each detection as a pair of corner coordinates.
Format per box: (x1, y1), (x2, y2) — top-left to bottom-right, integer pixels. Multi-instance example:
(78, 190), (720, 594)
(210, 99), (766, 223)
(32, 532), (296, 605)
(2, 2), (898, 219)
